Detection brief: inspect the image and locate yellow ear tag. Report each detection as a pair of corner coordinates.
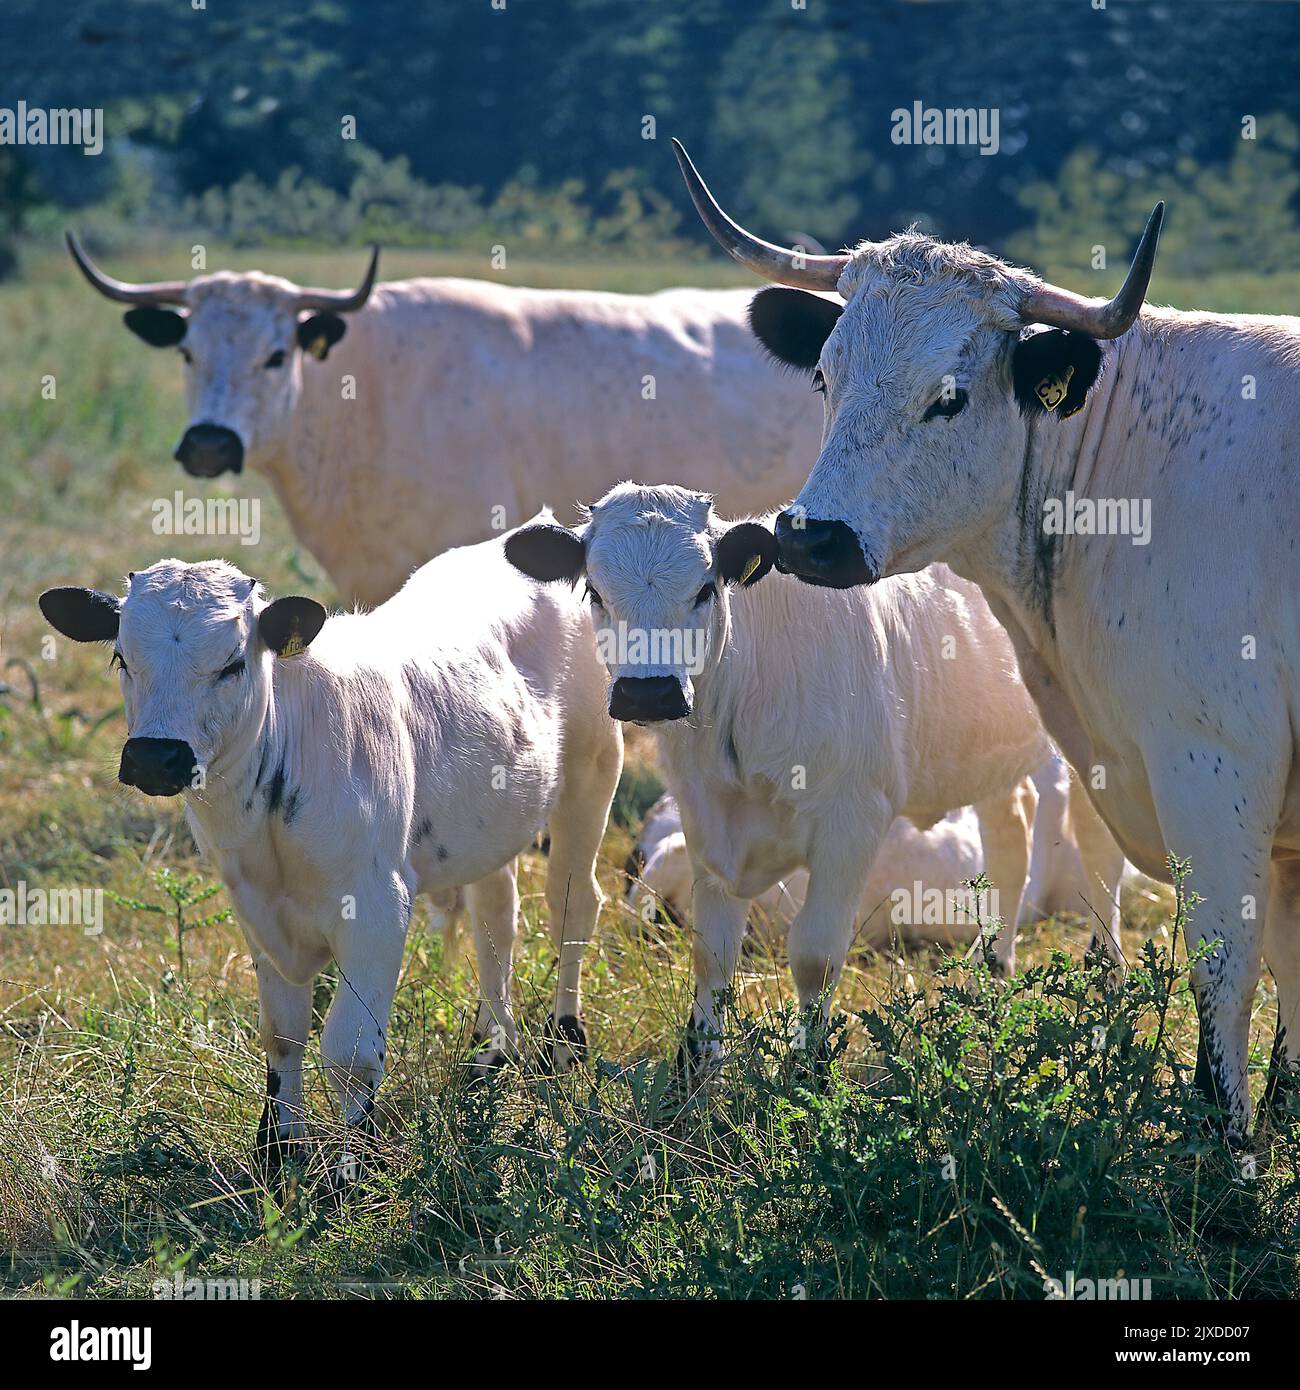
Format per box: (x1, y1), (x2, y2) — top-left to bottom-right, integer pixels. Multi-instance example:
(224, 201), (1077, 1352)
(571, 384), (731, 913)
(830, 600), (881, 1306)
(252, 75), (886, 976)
(739, 553), (762, 585)
(279, 627), (307, 658)
(308, 335), (329, 360)
(1034, 364), (1075, 411)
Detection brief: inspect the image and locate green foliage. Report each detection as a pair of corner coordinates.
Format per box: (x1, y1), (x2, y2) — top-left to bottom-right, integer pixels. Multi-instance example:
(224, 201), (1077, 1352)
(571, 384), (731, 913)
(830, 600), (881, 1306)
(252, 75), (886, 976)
(107, 868), (232, 979)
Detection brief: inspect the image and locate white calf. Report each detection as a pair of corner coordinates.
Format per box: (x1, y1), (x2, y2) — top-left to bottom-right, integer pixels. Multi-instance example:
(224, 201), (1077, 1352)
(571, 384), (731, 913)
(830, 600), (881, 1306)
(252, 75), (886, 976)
(39, 528), (622, 1179)
(506, 483), (1103, 1071)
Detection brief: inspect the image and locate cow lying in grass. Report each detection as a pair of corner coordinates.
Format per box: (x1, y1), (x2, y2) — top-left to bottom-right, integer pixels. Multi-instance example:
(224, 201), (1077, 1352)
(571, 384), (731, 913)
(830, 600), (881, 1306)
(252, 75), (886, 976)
(626, 752), (1105, 945)
(38, 530), (621, 1184)
(506, 483), (1124, 1073)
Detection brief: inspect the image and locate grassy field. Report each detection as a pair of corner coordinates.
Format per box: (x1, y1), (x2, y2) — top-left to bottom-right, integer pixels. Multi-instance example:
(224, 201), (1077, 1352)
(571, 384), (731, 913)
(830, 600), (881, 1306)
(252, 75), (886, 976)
(2, 243), (1299, 1299)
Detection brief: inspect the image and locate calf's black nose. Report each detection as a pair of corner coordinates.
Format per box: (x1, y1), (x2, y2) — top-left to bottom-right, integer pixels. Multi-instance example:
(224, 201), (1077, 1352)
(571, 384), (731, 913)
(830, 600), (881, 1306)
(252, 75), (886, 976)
(175, 423), (244, 477)
(774, 510), (877, 588)
(608, 676), (689, 724)
(119, 737), (198, 797)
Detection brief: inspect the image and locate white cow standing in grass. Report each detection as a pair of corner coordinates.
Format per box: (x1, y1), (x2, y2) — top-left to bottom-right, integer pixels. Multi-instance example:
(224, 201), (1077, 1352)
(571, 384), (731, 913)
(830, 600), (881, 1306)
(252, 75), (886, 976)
(505, 483), (1109, 1073)
(38, 529), (622, 1184)
(628, 751), (1103, 942)
(672, 139), (1299, 1139)
(67, 236), (824, 607)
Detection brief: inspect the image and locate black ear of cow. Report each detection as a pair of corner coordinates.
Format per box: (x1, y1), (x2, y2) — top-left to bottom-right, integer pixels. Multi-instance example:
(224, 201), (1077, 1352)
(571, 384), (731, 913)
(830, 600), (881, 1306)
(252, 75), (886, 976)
(297, 312), (347, 361)
(716, 522), (779, 588)
(124, 306), (187, 348)
(504, 524), (586, 584)
(1012, 329), (1103, 420)
(259, 595), (327, 657)
(748, 287), (843, 373)
(38, 586), (121, 642)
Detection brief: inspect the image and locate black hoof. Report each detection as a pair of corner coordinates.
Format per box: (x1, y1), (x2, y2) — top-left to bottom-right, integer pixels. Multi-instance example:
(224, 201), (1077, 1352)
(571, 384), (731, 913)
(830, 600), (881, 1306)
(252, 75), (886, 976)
(542, 1013), (587, 1074)
(254, 1102), (302, 1192)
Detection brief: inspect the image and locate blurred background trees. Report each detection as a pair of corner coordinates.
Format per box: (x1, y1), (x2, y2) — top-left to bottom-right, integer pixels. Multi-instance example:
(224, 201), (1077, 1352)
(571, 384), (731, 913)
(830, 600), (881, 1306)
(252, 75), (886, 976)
(0, 0), (1297, 276)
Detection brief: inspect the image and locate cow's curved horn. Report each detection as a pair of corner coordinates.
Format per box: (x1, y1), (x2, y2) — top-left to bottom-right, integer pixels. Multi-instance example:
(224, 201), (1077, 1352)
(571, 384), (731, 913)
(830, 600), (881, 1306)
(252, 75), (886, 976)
(66, 232), (188, 305)
(672, 140), (849, 293)
(1020, 203), (1164, 340)
(294, 245), (381, 313)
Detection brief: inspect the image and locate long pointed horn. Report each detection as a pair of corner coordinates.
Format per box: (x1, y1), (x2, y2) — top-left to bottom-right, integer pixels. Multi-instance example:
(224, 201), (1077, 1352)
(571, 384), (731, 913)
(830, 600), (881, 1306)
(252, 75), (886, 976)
(1020, 203), (1164, 340)
(671, 140), (849, 293)
(66, 232), (188, 305)
(294, 245), (381, 313)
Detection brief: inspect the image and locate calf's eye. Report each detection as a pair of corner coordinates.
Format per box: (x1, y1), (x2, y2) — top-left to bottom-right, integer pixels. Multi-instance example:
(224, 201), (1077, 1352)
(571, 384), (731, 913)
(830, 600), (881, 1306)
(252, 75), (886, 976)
(110, 651), (128, 676)
(585, 584), (604, 608)
(218, 658), (246, 681)
(811, 369), (826, 395)
(264, 350), (287, 369)
(694, 583), (716, 607)
(924, 388), (968, 420)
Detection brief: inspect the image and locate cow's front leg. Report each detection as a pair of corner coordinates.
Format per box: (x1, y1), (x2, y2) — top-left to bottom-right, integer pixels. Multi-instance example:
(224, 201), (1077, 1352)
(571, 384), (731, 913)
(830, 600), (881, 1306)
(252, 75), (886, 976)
(1151, 755), (1275, 1144)
(321, 869), (411, 1193)
(465, 861), (521, 1075)
(678, 872), (749, 1080)
(253, 955), (313, 1188)
(1262, 859), (1300, 1126)
(973, 780), (1036, 976)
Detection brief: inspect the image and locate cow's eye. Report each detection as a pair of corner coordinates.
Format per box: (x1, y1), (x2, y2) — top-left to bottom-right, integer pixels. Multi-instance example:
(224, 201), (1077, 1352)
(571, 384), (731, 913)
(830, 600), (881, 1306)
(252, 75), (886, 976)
(264, 349), (286, 370)
(179, 348), (193, 366)
(585, 584), (604, 608)
(110, 651), (128, 676)
(811, 369), (826, 395)
(924, 388), (968, 420)
(694, 583), (716, 607)
(218, 658), (246, 681)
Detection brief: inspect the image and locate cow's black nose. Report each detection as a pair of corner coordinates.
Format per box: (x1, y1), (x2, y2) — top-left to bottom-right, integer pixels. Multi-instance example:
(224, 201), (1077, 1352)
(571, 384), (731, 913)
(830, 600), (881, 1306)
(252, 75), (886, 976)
(608, 676), (690, 724)
(175, 424), (244, 477)
(119, 737), (198, 797)
(774, 511), (877, 588)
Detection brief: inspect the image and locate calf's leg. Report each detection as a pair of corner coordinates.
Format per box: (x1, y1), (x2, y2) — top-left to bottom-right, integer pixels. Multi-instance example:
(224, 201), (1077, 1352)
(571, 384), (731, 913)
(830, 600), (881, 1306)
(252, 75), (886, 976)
(321, 868), (411, 1188)
(254, 955), (314, 1185)
(680, 869), (750, 1077)
(465, 860), (521, 1072)
(543, 719), (623, 1071)
(973, 780), (1036, 975)
(1067, 774), (1126, 965)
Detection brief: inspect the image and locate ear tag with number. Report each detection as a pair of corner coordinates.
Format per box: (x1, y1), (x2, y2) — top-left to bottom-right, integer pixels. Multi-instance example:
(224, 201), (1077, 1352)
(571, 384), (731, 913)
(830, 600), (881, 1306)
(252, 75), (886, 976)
(739, 553), (762, 585)
(279, 627), (307, 658)
(1034, 364), (1075, 411)
(308, 335), (329, 361)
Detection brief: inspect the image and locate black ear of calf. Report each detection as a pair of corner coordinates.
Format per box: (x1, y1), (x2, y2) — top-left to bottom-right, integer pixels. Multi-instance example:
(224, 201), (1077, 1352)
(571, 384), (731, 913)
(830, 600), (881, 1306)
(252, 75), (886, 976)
(38, 586), (121, 642)
(259, 595), (327, 657)
(748, 287), (843, 373)
(1012, 328), (1103, 420)
(297, 312), (347, 360)
(716, 521), (779, 587)
(124, 306), (187, 348)
(504, 524), (586, 583)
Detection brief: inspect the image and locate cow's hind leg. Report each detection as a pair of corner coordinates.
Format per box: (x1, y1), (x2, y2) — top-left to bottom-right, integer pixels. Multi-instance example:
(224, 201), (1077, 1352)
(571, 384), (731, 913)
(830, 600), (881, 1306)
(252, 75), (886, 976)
(542, 719), (622, 1072)
(321, 868), (411, 1193)
(1262, 859), (1300, 1126)
(973, 780), (1036, 976)
(465, 860), (521, 1074)
(253, 955), (314, 1189)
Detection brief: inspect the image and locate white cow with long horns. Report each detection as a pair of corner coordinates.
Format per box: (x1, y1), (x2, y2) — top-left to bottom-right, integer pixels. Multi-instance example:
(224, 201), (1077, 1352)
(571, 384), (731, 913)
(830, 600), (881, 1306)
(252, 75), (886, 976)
(67, 235), (824, 607)
(672, 137), (1300, 1143)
